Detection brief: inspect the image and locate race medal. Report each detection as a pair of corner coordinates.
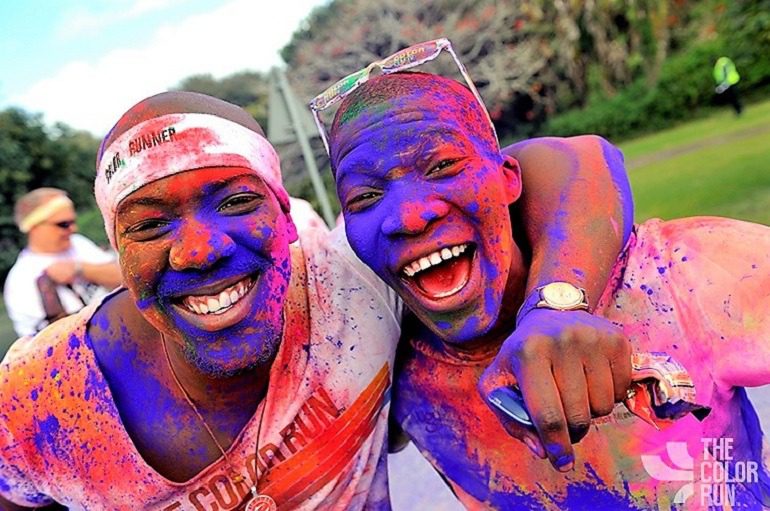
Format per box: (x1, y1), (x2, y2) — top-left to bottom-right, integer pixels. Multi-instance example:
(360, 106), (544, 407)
(245, 491), (277, 511)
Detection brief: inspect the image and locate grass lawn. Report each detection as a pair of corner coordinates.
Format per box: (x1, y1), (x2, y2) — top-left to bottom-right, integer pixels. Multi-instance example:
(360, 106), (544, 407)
(1, 99), (769, 356)
(621, 98), (770, 225)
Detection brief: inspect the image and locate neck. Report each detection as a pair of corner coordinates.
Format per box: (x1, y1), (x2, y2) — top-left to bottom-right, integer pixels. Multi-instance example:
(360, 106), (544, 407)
(445, 243), (529, 354)
(163, 333), (273, 417)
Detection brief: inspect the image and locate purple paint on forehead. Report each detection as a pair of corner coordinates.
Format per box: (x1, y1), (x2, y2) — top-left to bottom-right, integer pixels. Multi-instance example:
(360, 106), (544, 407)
(330, 72), (498, 173)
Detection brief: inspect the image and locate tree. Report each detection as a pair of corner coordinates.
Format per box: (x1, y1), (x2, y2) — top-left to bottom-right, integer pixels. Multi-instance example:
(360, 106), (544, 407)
(177, 71), (269, 128)
(281, 0), (700, 138)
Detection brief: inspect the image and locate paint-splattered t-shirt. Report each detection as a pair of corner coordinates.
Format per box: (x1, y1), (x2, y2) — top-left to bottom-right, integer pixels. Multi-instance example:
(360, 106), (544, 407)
(394, 217), (770, 510)
(0, 226), (402, 510)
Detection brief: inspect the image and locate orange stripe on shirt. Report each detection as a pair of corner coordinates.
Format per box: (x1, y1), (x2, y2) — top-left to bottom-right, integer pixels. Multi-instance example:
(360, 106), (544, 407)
(259, 363), (390, 505)
(280, 371), (389, 506)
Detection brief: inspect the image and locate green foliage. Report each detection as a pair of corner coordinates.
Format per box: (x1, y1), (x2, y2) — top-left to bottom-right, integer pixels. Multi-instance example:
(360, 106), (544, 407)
(721, 0), (770, 89)
(177, 71), (269, 128)
(545, 39), (725, 140)
(76, 207), (109, 248)
(280, 0), (341, 65)
(0, 108), (100, 284)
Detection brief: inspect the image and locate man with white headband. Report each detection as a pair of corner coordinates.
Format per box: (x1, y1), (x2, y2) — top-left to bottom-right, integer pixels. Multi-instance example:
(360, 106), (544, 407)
(3, 188), (121, 337)
(0, 91), (632, 510)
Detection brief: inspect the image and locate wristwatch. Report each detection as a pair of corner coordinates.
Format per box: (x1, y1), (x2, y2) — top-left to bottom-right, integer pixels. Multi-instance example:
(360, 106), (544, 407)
(536, 282), (589, 311)
(516, 281), (589, 325)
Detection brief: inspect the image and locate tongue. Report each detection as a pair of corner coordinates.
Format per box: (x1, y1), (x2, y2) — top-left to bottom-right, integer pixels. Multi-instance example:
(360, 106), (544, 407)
(413, 254), (472, 298)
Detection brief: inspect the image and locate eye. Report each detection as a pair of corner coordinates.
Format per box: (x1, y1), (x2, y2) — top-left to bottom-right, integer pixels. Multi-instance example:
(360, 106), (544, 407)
(427, 158), (462, 176)
(122, 218), (171, 241)
(217, 192), (263, 214)
(345, 190), (382, 213)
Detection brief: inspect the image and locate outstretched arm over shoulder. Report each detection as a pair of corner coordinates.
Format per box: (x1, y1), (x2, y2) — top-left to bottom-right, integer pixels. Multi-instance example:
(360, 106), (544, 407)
(480, 135), (635, 471)
(505, 134), (633, 301)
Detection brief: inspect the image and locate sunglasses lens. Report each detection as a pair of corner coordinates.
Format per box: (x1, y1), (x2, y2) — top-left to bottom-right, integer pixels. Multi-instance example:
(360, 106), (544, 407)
(56, 221), (75, 229)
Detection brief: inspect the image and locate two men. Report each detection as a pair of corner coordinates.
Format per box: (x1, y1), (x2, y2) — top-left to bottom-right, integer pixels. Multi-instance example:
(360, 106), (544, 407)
(0, 90), (633, 509)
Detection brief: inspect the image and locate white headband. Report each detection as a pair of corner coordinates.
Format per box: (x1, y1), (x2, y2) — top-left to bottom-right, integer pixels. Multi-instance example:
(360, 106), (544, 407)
(95, 113), (289, 248)
(18, 195), (74, 233)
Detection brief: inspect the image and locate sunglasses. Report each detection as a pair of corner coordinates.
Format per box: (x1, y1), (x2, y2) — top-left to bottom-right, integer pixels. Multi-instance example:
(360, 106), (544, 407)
(308, 37), (498, 156)
(48, 220), (77, 230)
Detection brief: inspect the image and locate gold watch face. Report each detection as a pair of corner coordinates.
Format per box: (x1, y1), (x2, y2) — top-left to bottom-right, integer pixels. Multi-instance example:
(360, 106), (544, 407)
(540, 282), (584, 308)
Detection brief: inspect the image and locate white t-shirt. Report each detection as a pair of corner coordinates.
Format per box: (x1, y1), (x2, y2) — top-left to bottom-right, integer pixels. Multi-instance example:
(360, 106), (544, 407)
(3, 233), (115, 337)
(0, 226), (403, 510)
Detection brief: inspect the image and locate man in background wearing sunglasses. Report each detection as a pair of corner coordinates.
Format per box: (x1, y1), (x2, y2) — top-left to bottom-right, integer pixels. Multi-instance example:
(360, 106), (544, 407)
(3, 187), (121, 337)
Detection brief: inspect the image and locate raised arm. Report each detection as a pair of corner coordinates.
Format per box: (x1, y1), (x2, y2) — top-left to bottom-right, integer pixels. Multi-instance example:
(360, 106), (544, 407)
(479, 135), (634, 471)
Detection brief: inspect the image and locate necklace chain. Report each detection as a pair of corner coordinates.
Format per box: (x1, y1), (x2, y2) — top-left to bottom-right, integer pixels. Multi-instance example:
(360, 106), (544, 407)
(161, 333), (244, 483)
(160, 333), (274, 509)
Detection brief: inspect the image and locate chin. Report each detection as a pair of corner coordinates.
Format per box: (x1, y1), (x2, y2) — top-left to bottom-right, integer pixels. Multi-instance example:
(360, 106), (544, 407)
(182, 327), (281, 378)
(420, 305), (498, 346)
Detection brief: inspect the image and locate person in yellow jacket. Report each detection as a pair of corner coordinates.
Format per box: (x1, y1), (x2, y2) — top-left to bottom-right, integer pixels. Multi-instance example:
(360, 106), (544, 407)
(714, 56), (742, 115)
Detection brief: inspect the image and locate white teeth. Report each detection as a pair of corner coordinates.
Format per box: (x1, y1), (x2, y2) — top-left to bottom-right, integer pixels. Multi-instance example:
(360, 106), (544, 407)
(181, 277), (253, 315)
(402, 244), (471, 277)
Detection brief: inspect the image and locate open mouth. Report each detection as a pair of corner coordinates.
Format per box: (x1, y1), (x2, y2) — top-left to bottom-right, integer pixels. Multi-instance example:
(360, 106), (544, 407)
(169, 273), (262, 332)
(176, 277), (256, 316)
(400, 243), (476, 299)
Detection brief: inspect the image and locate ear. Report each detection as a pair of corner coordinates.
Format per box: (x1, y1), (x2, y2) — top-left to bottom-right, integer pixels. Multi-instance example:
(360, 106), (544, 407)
(501, 154), (523, 205)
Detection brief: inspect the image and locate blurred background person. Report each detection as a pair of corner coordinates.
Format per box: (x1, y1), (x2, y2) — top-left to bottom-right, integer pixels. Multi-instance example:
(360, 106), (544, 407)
(3, 187), (121, 337)
(714, 55), (742, 115)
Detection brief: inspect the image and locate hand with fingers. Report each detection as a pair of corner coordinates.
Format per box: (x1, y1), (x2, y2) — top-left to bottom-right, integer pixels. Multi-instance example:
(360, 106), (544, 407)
(44, 260), (80, 285)
(478, 308), (632, 471)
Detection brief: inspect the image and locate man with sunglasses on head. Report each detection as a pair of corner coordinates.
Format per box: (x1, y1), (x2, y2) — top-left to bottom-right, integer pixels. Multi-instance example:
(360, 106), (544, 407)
(310, 38), (637, 473)
(4, 187), (122, 337)
(324, 67), (770, 508)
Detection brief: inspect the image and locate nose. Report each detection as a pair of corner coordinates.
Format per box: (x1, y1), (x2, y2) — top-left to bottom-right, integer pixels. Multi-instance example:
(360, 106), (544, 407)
(169, 218), (236, 271)
(380, 197), (450, 237)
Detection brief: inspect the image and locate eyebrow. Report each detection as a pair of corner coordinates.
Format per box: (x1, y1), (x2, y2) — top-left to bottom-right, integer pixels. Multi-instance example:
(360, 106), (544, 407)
(118, 174), (253, 211)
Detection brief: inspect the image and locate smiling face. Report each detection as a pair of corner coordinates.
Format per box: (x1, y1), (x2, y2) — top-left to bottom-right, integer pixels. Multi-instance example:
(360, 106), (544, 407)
(115, 167), (296, 376)
(331, 74), (525, 344)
